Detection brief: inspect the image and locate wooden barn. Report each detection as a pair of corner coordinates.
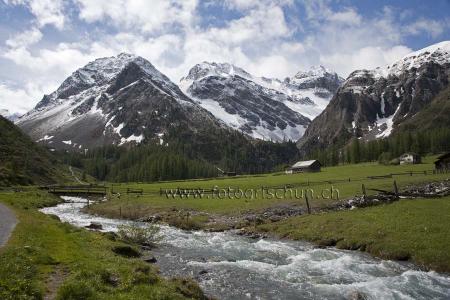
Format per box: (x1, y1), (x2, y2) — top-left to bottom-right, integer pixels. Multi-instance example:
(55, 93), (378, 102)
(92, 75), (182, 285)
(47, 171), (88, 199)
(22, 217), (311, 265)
(435, 153), (450, 171)
(286, 160), (321, 174)
(399, 153), (421, 165)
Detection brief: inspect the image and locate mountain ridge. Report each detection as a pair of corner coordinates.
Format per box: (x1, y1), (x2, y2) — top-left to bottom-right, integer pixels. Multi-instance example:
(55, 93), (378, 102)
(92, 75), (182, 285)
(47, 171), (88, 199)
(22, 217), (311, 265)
(180, 61), (343, 141)
(297, 40), (450, 153)
(17, 53), (225, 150)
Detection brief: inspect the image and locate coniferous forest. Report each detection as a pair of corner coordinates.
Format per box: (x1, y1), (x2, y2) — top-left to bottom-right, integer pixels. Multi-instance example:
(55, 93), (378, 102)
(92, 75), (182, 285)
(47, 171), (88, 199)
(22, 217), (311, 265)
(308, 127), (450, 166)
(57, 129), (300, 182)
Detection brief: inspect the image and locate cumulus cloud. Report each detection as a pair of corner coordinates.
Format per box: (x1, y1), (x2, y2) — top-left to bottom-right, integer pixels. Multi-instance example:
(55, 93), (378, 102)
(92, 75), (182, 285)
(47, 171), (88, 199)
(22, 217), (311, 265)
(5, 27), (42, 48)
(75, 0), (197, 33)
(6, 0), (66, 29)
(0, 82), (49, 114)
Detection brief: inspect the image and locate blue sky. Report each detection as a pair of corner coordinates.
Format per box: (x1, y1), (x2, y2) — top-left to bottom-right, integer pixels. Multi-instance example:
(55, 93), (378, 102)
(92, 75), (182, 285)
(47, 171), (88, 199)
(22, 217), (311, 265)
(0, 0), (449, 114)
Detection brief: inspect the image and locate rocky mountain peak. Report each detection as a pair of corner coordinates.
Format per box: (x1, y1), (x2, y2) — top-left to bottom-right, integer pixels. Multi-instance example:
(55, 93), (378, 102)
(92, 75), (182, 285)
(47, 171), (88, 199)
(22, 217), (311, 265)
(287, 65), (344, 92)
(17, 53), (219, 150)
(181, 61), (252, 84)
(181, 62), (344, 141)
(297, 40), (450, 153)
(35, 53), (172, 110)
(376, 40), (450, 77)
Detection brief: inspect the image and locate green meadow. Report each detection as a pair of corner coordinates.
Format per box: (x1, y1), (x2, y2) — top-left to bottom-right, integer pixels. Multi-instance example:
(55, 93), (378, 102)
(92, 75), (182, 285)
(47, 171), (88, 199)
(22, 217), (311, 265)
(89, 156), (448, 218)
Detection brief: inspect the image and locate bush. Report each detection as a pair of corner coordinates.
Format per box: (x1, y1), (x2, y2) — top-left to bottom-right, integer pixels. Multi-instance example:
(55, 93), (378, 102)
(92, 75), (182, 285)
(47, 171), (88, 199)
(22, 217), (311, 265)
(112, 245), (141, 258)
(117, 223), (161, 245)
(170, 278), (209, 300)
(166, 216), (203, 231)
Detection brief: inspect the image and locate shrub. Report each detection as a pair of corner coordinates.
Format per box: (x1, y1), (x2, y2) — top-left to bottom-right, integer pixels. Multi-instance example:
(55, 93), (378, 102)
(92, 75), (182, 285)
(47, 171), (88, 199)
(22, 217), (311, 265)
(112, 245), (141, 258)
(117, 223), (161, 245)
(166, 215), (204, 231)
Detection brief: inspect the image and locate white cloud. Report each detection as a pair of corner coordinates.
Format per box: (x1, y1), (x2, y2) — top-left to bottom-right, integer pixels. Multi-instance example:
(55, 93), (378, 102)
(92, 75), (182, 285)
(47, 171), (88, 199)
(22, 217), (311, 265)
(75, 0), (197, 33)
(320, 45), (412, 76)
(0, 82), (49, 114)
(205, 5), (290, 45)
(223, 0), (293, 11)
(5, 27), (42, 48)
(327, 8), (361, 25)
(405, 18), (448, 38)
(6, 0), (66, 29)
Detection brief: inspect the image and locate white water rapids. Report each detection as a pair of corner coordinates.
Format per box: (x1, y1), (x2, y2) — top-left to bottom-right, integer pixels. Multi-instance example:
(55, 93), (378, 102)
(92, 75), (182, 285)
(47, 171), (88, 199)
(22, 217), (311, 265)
(40, 197), (450, 300)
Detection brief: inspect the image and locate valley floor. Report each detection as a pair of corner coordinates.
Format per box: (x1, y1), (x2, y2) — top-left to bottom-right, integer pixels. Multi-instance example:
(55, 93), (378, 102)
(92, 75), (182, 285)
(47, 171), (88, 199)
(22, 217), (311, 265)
(88, 157), (448, 228)
(85, 157), (450, 272)
(1, 158), (449, 298)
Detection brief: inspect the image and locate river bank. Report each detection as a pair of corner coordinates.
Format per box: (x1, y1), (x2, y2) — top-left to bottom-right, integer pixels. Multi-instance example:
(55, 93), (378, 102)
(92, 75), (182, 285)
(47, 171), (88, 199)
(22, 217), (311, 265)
(85, 180), (450, 274)
(41, 195), (450, 299)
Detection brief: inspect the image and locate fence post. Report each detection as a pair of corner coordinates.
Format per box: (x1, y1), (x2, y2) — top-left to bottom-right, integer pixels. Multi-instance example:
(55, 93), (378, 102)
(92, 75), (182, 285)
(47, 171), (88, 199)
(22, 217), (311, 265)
(393, 180), (398, 196)
(305, 193), (311, 214)
(362, 184), (367, 199)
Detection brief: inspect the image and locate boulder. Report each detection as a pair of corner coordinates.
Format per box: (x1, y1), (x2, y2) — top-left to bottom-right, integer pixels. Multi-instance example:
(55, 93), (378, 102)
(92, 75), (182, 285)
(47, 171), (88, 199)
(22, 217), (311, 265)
(85, 222), (103, 230)
(142, 256), (157, 264)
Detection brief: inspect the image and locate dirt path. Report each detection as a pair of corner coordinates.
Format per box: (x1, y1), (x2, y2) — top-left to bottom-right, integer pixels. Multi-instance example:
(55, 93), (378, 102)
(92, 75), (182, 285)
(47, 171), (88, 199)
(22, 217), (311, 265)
(44, 267), (68, 300)
(0, 203), (17, 248)
(69, 166), (84, 184)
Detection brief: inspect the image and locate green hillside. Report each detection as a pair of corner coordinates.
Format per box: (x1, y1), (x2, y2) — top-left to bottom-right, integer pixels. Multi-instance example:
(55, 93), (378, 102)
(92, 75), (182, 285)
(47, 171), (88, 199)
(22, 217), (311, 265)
(396, 85), (450, 132)
(0, 116), (60, 186)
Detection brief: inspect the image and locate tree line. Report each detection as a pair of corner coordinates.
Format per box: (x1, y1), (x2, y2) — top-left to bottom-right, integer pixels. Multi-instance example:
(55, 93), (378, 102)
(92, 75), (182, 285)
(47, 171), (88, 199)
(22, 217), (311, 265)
(307, 127), (450, 166)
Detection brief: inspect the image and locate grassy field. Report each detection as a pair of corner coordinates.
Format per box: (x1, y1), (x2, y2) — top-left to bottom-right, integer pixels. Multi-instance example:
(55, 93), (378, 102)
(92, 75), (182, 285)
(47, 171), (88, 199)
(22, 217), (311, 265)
(253, 196), (450, 273)
(0, 191), (208, 300)
(88, 156), (448, 225)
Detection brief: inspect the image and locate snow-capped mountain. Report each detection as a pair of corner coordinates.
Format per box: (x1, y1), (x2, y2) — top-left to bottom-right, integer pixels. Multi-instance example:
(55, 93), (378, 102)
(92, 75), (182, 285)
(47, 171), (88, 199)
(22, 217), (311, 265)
(298, 41), (450, 152)
(17, 53), (222, 150)
(180, 62), (343, 141)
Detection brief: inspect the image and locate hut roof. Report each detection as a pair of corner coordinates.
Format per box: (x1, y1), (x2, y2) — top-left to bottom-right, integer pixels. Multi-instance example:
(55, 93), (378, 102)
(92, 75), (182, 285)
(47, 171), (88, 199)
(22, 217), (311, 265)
(291, 160), (320, 168)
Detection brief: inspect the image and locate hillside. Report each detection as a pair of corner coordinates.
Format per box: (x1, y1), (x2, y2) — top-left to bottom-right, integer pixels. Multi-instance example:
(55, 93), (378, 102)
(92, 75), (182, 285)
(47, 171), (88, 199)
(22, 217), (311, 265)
(0, 116), (59, 186)
(394, 85), (450, 132)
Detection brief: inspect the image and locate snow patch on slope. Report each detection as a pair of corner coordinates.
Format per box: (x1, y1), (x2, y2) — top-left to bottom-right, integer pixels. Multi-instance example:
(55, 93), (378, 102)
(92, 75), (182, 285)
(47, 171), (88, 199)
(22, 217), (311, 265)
(375, 104), (401, 138)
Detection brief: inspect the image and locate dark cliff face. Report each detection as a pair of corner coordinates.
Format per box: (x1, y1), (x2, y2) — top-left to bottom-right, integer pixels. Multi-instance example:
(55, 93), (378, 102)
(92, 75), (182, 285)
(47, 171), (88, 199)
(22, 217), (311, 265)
(297, 60), (450, 153)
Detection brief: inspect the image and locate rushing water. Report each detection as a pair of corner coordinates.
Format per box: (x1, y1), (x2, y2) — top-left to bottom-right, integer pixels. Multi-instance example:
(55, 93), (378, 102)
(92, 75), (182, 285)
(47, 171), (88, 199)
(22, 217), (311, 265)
(40, 197), (450, 300)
